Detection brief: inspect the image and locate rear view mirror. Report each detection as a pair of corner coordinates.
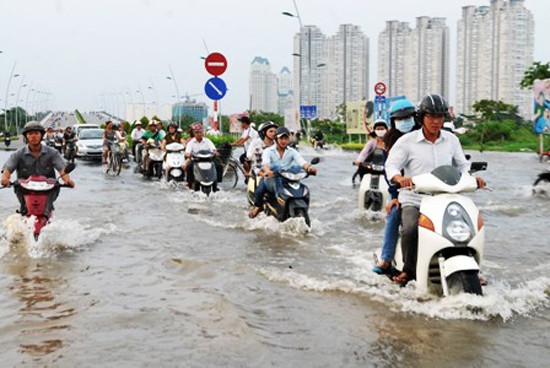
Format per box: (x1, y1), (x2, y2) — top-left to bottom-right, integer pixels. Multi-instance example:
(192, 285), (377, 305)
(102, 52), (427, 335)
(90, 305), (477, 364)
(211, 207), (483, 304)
(310, 157), (320, 165)
(470, 162), (487, 173)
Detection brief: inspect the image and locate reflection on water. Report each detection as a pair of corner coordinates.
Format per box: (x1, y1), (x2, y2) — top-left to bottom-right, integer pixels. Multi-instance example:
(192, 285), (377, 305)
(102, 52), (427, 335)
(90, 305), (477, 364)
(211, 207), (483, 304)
(6, 259), (75, 362)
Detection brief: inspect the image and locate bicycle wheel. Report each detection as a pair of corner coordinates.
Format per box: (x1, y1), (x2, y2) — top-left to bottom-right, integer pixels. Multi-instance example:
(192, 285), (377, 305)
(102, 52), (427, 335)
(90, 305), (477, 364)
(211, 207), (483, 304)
(105, 152), (113, 175)
(219, 162), (238, 190)
(113, 153), (122, 176)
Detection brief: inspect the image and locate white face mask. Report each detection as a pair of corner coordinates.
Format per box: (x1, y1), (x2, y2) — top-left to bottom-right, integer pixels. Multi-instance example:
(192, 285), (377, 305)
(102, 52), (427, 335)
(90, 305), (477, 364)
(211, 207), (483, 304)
(375, 129), (387, 138)
(395, 117), (415, 133)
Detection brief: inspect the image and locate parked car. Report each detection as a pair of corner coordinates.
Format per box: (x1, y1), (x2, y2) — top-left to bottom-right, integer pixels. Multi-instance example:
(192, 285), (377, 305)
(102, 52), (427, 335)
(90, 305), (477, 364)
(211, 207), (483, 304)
(72, 123), (100, 137)
(76, 128), (103, 160)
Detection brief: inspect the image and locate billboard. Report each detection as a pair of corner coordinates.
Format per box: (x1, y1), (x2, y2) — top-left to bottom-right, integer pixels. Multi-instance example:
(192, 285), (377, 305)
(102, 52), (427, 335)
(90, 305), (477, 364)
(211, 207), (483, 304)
(345, 96), (408, 135)
(533, 79), (550, 134)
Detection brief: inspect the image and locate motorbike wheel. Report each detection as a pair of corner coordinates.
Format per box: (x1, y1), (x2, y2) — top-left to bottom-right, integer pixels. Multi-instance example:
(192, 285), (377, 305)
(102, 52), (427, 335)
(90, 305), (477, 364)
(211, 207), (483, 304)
(447, 270), (483, 296)
(534, 177), (550, 186)
(293, 208), (311, 227)
(219, 163), (238, 190)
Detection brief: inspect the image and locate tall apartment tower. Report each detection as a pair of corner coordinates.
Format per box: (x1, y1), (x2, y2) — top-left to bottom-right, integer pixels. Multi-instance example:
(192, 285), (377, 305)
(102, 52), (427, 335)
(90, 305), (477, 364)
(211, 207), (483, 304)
(293, 26), (326, 116)
(293, 24), (369, 120)
(456, 0), (534, 117)
(249, 56), (278, 113)
(323, 24), (369, 119)
(277, 67), (294, 115)
(378, 18), (449, 102)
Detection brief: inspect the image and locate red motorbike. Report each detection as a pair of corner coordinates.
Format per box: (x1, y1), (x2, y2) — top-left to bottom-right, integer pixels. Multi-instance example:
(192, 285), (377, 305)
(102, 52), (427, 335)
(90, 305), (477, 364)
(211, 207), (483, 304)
(9, 164), (75, 240)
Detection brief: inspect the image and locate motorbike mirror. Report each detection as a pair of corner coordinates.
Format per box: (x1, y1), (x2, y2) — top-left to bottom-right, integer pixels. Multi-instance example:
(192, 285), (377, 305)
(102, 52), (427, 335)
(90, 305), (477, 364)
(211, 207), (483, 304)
(465, 154), (471, 161)
(64, 162), (76, 174)
(470, 161), (487, 173)
(310, 157), (320, 165)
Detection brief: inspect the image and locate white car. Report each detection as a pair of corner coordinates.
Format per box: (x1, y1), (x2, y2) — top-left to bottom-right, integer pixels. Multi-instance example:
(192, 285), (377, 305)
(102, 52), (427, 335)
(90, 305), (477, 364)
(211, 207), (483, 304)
(72, 123), (100, 137)
(76, 128), (103, 160)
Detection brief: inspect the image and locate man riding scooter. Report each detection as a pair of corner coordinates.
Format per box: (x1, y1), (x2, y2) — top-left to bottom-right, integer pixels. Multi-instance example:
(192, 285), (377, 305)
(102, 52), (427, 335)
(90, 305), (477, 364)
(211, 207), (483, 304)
(1, 121), (75, 215)
(248, 126), (317, 218)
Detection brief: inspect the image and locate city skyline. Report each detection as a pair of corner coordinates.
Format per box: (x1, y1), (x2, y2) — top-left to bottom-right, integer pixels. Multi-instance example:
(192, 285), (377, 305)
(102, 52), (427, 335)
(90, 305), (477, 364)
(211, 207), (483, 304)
(1, 0), (548, 117)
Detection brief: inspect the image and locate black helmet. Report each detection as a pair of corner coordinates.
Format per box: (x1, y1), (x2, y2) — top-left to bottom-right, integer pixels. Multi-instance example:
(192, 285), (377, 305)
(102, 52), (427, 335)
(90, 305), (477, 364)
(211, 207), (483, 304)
(418, 94), (448, 116)
(22, 121), (45, 136)
(258, 121), (278, 139)
(169, 122), (178, 129)
(275, 126), (291, 138)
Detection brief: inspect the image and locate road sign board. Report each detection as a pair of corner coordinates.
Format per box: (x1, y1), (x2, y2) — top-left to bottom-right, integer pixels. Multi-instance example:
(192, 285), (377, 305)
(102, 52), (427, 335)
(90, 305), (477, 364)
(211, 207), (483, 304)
(204, 52), (228, 76)
(374, 82), (386, 96)
(300, 105), (317, 119)
(204, 77), (227, 100)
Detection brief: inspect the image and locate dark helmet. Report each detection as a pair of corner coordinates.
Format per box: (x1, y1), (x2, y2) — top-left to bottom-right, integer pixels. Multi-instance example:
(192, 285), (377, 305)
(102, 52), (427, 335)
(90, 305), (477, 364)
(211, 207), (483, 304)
(22, 121), (45, 136)
(418, 94), (448, 117)
(389, 99), (416, 120)
(258, 121), (278, 139)
(275, 126), (291, 139)
(168, 122), (178, 130)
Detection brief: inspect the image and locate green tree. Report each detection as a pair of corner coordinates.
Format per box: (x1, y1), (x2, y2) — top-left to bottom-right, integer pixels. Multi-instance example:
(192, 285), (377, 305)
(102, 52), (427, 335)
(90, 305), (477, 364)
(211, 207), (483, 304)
(249, 110), (284, 126)
(471, 99), (521, 123)
(520, 61), (550, 89)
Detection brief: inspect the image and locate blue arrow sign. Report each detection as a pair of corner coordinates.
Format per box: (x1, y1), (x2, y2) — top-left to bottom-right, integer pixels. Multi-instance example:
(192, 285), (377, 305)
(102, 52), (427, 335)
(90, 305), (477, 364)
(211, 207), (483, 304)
(204, 77), (227, 100)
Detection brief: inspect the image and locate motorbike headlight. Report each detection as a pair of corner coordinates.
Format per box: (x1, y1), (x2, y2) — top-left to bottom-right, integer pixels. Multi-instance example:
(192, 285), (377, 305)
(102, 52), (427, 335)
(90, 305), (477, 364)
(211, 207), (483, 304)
(443, 202), (474, 244)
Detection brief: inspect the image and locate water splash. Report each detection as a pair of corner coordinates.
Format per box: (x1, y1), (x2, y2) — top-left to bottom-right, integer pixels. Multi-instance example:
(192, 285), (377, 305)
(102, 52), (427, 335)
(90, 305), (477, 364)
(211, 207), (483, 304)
(1, 214), (114, 259)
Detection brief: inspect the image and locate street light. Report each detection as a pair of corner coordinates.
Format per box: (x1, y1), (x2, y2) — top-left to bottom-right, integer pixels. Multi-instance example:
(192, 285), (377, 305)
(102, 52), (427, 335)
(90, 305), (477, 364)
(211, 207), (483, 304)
(15, 77), (27, 132)
(4, 62), (19, 131)
(166, 65), (181, 126)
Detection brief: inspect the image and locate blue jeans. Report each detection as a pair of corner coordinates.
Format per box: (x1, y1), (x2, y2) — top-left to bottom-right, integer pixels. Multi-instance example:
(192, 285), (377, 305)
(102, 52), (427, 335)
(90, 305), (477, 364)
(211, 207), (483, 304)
(381, 205), (400, 262)
(253, 176), (280, 208)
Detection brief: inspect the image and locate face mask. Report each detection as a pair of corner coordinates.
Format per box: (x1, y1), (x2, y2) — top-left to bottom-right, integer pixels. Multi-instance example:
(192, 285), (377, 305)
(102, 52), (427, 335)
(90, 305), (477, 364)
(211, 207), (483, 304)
(375, 129), (387, 138)
(395, 117), (415, 133)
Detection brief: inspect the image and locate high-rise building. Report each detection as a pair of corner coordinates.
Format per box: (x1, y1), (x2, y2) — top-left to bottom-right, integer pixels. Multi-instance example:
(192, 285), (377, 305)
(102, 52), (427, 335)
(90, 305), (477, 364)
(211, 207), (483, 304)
(293, 26), (327, 117)
(324, 24), (369, 119)
(378, 17), (449, 102)
(277, 67), (294, 115)
(249, 56), (278, 113)
(293, 24), (369, 120)
(456, 0), (534, 117)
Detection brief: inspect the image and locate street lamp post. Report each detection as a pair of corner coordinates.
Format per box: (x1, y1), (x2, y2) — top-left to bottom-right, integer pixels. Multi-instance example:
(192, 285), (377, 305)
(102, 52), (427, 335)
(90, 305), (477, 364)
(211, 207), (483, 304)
(4, 62), (19, 132)
(24, 84), (33, 126)
(15, 76), (27, 132)
(167, 65), (181, 126)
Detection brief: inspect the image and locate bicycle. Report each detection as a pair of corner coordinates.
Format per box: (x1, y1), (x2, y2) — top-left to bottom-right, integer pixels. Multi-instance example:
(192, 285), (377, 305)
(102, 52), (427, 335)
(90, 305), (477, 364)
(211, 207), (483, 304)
(215, 142), (247, 190)
(104, 141), (122, 176)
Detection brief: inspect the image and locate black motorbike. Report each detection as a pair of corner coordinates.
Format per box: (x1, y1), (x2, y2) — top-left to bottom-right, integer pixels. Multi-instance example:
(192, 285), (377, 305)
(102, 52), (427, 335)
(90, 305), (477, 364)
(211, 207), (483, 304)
(258, 157), (319, 227)
(191, 150), (218, 196)
(3, 132), (11, 147)
(64, 140), (77, 163)
(533, 171), (550, 196)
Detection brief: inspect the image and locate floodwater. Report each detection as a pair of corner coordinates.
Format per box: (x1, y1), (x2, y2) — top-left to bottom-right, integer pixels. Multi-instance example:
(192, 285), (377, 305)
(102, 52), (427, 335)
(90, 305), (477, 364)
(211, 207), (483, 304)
(0, 147), (549, 367)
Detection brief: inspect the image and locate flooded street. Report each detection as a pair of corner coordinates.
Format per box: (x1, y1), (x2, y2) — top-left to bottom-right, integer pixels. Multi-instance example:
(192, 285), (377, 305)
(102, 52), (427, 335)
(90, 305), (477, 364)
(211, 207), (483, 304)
(1, 147), (549, 367)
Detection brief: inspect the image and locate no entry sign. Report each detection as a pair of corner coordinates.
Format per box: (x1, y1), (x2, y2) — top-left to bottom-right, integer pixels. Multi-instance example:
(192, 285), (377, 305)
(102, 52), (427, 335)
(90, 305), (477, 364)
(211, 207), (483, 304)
(204, 52), (228, 76)
(374, 82), (386, 96)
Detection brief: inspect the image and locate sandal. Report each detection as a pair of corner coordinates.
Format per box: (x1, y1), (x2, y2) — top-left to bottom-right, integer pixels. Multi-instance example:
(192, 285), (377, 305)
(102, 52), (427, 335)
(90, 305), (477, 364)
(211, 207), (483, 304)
(248, 207), (261, 218)
(372, 261), (392, 275)
(392, 272), (410, 286)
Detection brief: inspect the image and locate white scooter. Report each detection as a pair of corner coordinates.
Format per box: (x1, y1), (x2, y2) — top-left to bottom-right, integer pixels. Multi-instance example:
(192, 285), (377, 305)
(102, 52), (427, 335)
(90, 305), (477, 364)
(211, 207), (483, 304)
(357, 149), (389, 212)
(379, 163), (487, 296)
(163, 142), (186, 183)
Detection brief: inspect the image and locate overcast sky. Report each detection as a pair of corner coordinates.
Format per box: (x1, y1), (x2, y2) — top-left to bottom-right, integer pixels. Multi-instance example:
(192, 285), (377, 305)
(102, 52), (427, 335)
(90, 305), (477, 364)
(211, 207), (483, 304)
(1, 0), (548, 115)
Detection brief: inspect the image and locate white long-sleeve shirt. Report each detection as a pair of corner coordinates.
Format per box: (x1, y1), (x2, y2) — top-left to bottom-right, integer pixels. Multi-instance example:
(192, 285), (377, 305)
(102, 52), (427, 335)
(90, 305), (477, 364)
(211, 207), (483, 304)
(385, 129), (470, 207)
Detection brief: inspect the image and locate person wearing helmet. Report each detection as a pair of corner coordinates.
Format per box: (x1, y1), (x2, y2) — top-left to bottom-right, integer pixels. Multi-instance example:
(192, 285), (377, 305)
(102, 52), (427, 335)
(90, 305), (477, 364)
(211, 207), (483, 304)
(130, 120), (144, 161)
(246, 121), (278, 176)
(353, 119), (389, 180)
(44, 126), (57, 148)
(102, 121), (118, 165)
(155, 120), (166, 140)
(248, 126), (318, 218)
(184, 123), (217, 189)
(231, 116), (259, 173)
(1, 121), (75, 215)
(384, 94), (486, 284)
(62, 125), (79, 162)
(161, 122), (185, 150)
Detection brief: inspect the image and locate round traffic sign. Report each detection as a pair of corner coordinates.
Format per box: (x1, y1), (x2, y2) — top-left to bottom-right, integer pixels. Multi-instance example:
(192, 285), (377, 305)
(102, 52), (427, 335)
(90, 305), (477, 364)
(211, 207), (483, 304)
(374, 82), (386, 96)
(204, 77), (227, 100)
(204, 52), (228, 76)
